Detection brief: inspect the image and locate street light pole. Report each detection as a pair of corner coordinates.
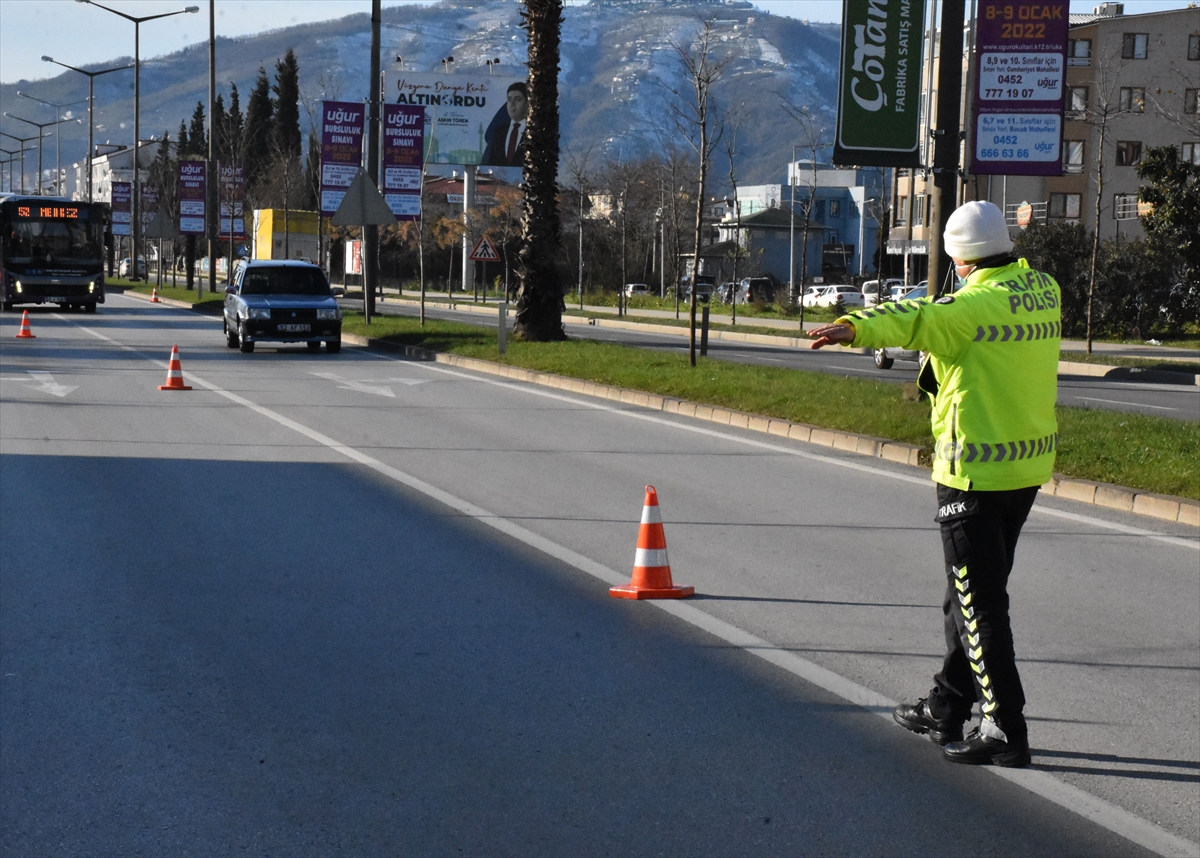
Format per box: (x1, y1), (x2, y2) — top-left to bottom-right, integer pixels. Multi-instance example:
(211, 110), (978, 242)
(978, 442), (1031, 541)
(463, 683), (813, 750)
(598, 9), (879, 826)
(0, 134), (38, 193)
(42, 58), (134, 203)
(16, 93), (86, 195)
(75, 1), (199, 280)
(788, 143), (796, 303)
(2, 114), (70, 195)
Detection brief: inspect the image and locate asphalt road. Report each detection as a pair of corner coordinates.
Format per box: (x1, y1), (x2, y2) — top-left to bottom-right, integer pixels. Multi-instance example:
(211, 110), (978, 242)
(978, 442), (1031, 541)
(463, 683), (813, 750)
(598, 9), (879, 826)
(356, 299), (1200, 422)
(2, 295), (1198, 856)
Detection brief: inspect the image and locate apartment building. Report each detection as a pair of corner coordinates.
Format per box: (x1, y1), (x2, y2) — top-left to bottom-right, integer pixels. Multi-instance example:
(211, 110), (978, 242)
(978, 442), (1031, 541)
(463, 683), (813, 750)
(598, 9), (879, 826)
(889, 3), (1198, 283)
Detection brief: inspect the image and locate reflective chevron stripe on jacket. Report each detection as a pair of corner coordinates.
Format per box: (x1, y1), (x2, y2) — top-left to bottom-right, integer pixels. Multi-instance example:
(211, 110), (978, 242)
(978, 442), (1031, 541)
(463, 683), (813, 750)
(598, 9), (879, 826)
(838, 258), (1061, 492)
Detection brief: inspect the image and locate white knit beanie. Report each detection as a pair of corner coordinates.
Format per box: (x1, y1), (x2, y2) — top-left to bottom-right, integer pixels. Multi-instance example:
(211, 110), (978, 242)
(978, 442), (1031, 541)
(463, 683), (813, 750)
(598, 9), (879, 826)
(943, 201), (1013, 262)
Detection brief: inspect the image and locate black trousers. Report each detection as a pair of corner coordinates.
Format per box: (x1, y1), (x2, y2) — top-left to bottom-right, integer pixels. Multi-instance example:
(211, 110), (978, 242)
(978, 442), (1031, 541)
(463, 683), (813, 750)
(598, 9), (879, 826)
(925, 483), (1039, 739)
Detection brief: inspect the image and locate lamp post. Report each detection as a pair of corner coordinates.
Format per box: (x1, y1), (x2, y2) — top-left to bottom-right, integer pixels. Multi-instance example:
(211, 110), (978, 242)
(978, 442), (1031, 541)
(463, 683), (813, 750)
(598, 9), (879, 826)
(788, 143), (797, 303)
(16, 92), (87, 196)
(1, 147), (34, 192)
(75, 0), (199, 280)
(0, 135), (39, 193)
(2, 114), (71, 195)
(42, 57), (133, 203)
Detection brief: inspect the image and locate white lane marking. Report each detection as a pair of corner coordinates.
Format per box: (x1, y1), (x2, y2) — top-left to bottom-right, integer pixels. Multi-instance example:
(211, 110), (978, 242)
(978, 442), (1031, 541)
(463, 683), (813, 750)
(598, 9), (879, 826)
(1075, 396), (1178, 411)
(825, 365), (883, 374)
(361, 377), (430, 385)
(310, 371), (395, 397)
(65, 322), (1200, 857)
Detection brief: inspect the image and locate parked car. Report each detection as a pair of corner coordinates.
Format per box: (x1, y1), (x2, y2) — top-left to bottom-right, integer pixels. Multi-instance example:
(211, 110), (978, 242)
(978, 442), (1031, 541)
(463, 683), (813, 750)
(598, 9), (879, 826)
(862, 278), (906, 306)
(118, 257), (147, 278)
(872, 281), (936, 368)
(800, 286), (827, 308)
(623, 283), (650, 297)
(679, 276), (716, 303)
(740, 276), (777, 303)
(223, 260), (342, 354)
(814, 285), (866, 308)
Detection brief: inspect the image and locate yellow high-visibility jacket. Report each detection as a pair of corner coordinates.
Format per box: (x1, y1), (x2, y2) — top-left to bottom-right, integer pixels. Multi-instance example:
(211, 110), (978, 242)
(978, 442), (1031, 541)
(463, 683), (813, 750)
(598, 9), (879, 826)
(838, 259), (1061, 491)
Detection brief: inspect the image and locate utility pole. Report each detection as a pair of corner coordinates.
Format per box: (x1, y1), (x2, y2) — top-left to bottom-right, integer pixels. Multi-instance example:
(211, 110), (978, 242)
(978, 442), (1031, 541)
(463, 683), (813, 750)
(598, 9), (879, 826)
(206, 0), (216, 300)
(927, 0), (967, 299)
(363, 0), (381, 322)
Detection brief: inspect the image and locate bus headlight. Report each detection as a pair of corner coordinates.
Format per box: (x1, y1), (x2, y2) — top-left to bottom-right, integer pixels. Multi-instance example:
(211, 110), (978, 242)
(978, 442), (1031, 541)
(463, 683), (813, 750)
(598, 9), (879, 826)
(14, 281), (22, 294)
(88, 281), (96, 293)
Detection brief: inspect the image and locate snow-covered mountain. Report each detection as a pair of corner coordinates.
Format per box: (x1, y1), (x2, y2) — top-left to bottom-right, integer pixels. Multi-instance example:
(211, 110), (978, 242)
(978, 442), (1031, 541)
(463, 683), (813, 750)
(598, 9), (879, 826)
(2, 0), (842, 190)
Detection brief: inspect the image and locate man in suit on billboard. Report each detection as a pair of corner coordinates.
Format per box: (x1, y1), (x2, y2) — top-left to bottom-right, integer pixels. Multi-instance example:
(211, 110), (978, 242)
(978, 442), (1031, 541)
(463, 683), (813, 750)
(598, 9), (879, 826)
(482, 82), (528, 168)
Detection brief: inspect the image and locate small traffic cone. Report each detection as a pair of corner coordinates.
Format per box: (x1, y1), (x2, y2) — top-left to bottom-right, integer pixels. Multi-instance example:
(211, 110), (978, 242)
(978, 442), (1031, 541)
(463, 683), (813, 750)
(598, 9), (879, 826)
(15, 310), (35, 339)
(157, 345), (192, 391)
(609, 485), (694, 600)
(150, 286), (160, 303)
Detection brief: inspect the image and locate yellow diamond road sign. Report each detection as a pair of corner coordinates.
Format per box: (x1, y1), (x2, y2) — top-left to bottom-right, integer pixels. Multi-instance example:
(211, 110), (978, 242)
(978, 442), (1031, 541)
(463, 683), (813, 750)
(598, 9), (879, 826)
(470, 235), (500, 262)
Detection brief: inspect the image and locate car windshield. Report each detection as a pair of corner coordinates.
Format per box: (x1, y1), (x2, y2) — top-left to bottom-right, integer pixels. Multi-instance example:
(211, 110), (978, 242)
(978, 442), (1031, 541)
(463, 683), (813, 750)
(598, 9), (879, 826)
(241, 267), (330, 296)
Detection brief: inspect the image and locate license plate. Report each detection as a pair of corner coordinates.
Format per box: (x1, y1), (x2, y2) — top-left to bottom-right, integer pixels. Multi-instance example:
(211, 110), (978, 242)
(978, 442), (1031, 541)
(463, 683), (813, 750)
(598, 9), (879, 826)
(47, 297), (68, 303)
(278, 323), (310, 332)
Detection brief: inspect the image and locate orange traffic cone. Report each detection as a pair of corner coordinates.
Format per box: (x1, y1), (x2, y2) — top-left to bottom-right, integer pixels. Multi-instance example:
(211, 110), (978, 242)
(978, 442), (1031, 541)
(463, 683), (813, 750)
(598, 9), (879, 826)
(157, 345), (192, 391)
(15, 310), (35, 339)
(609, 485), (694, 600)
(150, 286), (160, 303)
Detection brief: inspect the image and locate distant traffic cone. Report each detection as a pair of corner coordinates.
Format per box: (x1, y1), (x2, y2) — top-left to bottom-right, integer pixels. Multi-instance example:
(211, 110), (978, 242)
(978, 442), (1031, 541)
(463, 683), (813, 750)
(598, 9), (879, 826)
(609, 485), (694, 599)
(150, 285), (160, 303)
(15, 310), (35, 339)
(157, 345), (192, 390)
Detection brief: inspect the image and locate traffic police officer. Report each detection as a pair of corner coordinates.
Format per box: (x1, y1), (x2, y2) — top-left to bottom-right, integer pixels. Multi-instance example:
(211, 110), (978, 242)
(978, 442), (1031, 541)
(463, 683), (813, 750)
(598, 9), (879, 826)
(808, 201), (1061, 768)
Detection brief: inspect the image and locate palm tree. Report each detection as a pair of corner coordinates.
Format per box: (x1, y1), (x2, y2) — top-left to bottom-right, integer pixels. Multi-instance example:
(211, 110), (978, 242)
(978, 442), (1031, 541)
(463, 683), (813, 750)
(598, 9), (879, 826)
(513, 0), (567, 341)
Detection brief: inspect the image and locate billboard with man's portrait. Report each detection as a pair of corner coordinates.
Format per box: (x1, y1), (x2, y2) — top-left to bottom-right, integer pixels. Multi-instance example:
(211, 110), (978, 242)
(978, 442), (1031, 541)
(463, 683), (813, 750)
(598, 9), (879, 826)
(393, 73), (527, 182)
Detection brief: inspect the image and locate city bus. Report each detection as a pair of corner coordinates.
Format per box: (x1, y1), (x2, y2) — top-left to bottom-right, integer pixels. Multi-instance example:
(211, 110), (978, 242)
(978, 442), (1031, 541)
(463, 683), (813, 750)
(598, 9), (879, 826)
(1, 194), (108, 312)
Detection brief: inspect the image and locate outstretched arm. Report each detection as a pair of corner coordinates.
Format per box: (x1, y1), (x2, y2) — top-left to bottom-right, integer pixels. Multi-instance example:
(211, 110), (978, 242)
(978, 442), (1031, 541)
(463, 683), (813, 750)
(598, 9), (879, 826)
(806, 322), (855, 350)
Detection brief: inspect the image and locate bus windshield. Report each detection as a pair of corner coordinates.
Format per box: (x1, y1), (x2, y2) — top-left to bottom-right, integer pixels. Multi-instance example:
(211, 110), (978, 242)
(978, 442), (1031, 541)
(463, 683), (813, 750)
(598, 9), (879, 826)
(2, 202), (105, 266)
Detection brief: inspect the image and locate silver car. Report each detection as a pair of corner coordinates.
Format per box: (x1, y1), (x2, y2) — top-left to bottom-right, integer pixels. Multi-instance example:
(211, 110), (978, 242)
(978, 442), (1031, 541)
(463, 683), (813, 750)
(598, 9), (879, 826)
(872, 284), (927, 369)
(223, 260), (342, 354)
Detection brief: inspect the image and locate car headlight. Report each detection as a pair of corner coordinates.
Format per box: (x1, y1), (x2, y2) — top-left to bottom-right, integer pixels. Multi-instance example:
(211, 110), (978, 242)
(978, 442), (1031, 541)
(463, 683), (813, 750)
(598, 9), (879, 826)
(247, 308), (271, 320)
(316, 308), (340, 320)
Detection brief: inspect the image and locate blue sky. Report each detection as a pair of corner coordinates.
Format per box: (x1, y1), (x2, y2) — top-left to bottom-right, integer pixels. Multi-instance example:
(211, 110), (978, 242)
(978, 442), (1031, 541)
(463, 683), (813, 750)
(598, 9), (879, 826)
(1, 0), (1191, 85)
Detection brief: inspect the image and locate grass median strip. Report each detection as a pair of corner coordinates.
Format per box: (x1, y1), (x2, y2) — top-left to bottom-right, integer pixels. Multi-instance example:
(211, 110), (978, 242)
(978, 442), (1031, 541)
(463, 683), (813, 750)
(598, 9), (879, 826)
(345, 312), (1198, 499)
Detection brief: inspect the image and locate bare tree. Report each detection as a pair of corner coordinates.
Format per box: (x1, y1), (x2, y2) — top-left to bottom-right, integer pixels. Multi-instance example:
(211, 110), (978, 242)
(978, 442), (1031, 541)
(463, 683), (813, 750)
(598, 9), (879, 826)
(1076, 46), (1129, 353)
(722, 105), (744, 324)
(562, 143), (595, 310)
(780, 102), (829, 326)
(672, 19), (730, 366)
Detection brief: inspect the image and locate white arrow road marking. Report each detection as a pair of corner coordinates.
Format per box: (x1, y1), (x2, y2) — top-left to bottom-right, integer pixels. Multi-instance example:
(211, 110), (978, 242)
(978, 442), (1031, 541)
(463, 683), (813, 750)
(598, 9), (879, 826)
(359, 377), (430, 386)
(309, 371), (395, 397)
(0, 371), (78, 397)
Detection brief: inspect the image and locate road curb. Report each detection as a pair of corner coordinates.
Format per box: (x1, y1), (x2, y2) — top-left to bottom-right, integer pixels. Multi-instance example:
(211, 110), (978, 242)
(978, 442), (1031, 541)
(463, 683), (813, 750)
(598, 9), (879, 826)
(341, 331), (1199, 527)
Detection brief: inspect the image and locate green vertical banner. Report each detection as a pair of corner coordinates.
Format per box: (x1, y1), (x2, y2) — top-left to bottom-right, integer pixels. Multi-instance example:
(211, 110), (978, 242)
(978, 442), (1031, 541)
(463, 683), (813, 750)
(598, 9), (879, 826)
(834, 0), (927, 167)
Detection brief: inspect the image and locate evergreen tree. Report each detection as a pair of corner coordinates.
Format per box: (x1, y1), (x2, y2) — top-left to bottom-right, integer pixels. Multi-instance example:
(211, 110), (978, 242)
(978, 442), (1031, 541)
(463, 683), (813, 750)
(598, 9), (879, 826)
(244, 66), (275, 188)
(227, 83), (244, 163)
(272, 49), (302, 162)
(176, 121), (190, 160)
(188, 101), (207, 156)
(212, 93), (227, 164)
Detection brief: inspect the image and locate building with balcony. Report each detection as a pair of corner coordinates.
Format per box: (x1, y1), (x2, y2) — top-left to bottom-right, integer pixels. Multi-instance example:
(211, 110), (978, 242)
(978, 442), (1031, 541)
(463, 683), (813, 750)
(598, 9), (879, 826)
(888, 3), (1198, 284)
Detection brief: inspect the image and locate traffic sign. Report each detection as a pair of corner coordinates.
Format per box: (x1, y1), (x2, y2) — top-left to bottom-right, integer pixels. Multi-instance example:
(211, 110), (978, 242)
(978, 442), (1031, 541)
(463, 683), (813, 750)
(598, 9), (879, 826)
(469, 234), (500, 262)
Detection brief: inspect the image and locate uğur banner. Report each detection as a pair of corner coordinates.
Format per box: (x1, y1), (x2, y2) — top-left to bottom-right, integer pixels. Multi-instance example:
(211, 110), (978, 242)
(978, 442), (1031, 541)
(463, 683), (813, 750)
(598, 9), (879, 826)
(177, 160), (206, 236)
(834, 0), (927, 167)
(970, 0), (1069, 176)
(319, 100), (365, 216)
(382, 104), (425, 220)
(111, 181), (131, 236)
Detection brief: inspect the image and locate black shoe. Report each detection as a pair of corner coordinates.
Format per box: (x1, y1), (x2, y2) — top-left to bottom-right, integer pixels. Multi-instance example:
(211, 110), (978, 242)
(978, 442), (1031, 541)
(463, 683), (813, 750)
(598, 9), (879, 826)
(943, 727), (1031, 768)
(893, 698), (964, 745)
